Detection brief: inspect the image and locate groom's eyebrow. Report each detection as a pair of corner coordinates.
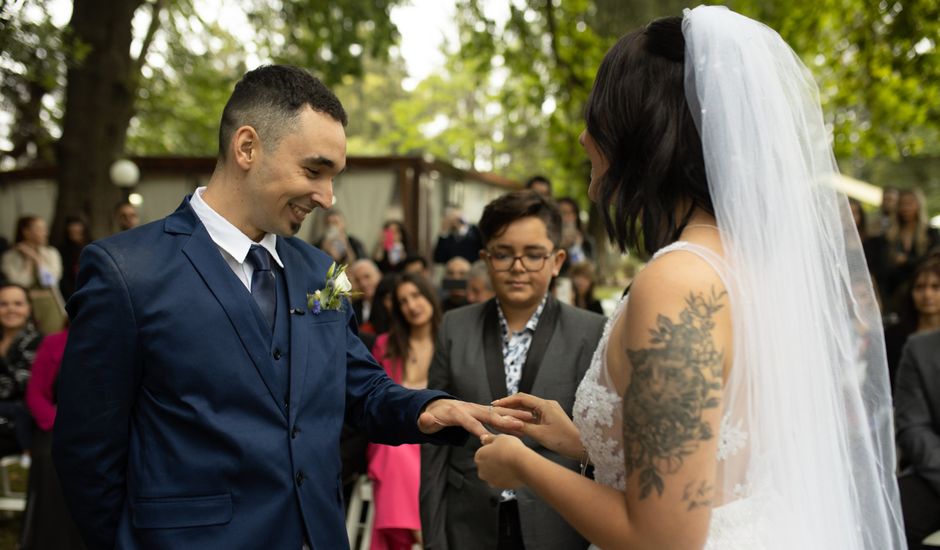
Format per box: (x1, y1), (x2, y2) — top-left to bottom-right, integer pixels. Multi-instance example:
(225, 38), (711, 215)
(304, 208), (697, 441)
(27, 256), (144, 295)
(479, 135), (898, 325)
(302, 156), (346, 175)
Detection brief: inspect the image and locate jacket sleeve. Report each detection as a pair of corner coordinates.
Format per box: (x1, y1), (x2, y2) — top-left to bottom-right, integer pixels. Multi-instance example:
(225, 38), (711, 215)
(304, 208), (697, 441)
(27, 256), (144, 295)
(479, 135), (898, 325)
(343, 304), (465, 447)
(420, 315), (455, 550)
(53, 243), (141, 550)
(895, 338), (940, 493)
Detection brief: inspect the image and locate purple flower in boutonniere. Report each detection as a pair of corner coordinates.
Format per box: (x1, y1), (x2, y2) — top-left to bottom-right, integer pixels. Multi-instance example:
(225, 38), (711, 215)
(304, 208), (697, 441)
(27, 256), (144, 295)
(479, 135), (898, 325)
(307, 262), (360, 315)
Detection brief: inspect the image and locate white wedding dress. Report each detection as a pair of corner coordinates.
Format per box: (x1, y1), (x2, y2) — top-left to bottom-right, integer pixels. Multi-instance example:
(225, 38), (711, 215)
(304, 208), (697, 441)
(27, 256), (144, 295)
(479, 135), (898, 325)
(573, 241), (760, 550)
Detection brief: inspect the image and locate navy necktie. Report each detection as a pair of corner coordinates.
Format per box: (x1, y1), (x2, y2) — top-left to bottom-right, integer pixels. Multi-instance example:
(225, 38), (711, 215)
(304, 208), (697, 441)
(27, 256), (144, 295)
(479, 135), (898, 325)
(246, 245), (276, 331)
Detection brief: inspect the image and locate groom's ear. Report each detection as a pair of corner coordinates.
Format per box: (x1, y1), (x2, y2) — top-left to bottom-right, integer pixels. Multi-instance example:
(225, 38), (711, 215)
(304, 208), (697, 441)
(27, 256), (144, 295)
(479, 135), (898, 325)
(232, 126), (260, 171)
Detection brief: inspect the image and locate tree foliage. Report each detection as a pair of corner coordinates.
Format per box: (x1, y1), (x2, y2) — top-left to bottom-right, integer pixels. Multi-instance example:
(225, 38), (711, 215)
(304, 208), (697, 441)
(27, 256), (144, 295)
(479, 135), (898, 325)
(733, 0), (940, 164)
(0, 0), (70, 167)
(1, 0), (937, 227)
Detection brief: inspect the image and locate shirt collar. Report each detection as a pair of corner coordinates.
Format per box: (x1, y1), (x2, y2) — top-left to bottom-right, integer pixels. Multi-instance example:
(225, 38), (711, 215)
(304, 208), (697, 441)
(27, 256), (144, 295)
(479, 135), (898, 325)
(190, 186), (284, 268)
(496, 293), (549, 337)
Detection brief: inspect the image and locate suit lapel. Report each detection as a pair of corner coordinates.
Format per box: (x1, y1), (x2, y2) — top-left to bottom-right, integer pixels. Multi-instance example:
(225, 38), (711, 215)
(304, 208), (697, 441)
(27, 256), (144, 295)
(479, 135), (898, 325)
(277, 240), (311, 424)
(178, 214), (285, 417)
(518, 296), (560, 395)
(482, 299), (508, 401)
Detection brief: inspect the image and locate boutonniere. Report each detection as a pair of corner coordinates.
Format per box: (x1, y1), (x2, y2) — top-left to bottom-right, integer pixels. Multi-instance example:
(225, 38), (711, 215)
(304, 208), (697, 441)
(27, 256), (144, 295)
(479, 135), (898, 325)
(307, 262), (361, 315)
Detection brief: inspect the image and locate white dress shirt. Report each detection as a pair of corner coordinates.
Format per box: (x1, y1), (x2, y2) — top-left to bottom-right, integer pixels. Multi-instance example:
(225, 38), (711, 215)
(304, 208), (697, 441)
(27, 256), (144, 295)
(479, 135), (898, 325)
(189, 186), (284, 290)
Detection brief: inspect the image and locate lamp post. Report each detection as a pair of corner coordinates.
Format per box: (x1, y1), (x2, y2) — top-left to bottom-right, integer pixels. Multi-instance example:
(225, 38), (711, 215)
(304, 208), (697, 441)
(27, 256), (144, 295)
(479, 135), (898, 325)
(110, 159), (140, 200)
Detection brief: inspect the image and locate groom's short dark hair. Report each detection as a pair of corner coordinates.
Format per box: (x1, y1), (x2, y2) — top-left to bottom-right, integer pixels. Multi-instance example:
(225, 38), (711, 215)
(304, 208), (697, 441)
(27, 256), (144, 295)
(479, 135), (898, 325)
(217, 65), (348, 160)
(478, 191), (563, 248)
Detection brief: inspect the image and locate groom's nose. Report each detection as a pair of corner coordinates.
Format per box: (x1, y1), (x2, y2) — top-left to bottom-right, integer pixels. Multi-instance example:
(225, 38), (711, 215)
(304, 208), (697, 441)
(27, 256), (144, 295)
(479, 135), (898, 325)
(311, 180), (334, 210)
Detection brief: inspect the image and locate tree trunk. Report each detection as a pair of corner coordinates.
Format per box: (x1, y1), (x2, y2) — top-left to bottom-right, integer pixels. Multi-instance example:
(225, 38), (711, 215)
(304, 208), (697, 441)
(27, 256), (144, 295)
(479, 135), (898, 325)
(54, 0), (145, 239)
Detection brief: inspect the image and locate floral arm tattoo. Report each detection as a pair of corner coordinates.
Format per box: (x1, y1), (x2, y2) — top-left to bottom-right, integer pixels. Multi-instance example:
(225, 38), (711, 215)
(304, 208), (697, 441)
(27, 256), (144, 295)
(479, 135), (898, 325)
(622, 288), (726, 509)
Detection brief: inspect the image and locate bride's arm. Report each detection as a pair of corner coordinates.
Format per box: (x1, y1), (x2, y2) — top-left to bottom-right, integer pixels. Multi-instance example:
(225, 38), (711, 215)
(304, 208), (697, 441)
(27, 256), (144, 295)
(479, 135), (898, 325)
(477, 254), (731, 550)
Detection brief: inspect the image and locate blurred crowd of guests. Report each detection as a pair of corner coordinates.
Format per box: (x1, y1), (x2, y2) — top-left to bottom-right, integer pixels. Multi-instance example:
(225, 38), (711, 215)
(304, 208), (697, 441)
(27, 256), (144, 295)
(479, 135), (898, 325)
(853, 186), (940, 549)
(0, 201), (139, 549)
(2, 179), (938, 548)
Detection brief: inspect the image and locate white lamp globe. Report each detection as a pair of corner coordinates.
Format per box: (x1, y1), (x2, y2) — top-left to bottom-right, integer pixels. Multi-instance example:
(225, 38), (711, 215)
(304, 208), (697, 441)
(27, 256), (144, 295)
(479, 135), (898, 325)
(110, 159), (140, 188)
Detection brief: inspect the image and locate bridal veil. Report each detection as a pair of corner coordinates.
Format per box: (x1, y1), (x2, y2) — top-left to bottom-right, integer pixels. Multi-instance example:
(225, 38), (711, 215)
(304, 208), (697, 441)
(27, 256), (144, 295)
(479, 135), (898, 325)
(681, 5), (906, 548)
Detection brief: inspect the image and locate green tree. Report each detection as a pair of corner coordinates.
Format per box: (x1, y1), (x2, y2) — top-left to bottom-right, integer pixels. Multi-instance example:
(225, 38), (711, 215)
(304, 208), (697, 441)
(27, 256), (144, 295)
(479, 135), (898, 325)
(0, 0), (69, 167)
(732, 0), (940, 164)
(2, 0), (408, 236)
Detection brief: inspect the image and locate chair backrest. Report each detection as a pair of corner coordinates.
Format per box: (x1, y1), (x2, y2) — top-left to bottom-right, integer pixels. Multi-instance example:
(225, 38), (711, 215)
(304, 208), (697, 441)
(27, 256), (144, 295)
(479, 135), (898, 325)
(345, 475), (374, 550)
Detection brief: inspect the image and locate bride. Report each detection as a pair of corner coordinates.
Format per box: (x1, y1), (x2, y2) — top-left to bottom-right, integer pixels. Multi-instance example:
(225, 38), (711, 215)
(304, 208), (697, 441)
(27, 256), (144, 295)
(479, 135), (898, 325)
(474, 6), (906, 549)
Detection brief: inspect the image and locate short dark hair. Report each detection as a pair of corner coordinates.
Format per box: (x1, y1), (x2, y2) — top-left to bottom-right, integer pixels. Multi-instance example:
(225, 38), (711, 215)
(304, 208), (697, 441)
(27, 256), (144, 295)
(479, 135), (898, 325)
(525, 175), (551, 189)
(401, 255), (429, 270)
(478, 191), (563, 248)
(585, 16), (710, 256)
(218, 65), (348, 159)
(113, 201), (135, 213)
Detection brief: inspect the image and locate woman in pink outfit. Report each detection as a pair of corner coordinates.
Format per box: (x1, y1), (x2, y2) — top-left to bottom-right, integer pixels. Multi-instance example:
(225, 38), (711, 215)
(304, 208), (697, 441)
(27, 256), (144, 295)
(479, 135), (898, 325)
(23, 328), (86, 549)
(368, 273), (442, 550)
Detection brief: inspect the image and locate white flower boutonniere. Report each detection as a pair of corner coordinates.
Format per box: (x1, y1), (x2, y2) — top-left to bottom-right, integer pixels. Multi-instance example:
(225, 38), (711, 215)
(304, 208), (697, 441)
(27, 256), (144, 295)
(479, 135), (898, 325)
(308, 262), (361, 314)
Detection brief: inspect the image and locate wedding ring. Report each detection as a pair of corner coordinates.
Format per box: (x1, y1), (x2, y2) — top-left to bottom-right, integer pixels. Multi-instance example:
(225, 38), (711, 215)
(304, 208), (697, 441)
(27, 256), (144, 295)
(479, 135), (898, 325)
(532, 409), (541, 424)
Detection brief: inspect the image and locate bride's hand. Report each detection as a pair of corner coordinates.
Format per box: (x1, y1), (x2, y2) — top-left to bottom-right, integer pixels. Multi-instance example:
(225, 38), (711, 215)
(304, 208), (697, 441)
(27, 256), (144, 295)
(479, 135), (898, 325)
(491, 393), (585, 461)
(475, 434), (531, 489)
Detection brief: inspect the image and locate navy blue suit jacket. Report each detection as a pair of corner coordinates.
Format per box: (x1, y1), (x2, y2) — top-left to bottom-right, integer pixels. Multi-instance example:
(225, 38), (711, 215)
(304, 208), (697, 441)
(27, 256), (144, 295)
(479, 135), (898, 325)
(53, 198), (462, 549)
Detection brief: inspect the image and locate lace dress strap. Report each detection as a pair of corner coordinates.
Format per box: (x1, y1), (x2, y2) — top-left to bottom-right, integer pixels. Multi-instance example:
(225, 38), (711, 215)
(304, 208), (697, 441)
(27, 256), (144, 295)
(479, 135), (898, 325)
(651, 241), (734, 293)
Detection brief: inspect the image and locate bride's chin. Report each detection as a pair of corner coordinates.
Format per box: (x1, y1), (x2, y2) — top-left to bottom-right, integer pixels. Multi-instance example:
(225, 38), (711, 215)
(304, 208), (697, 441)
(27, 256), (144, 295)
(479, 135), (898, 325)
(587, 181), (600, 202)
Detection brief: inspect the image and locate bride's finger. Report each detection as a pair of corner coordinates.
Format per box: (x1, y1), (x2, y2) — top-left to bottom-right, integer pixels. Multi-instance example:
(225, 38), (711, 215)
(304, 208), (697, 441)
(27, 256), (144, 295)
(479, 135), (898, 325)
(492, 392), (543, 410)
(492, 405), (535, 422)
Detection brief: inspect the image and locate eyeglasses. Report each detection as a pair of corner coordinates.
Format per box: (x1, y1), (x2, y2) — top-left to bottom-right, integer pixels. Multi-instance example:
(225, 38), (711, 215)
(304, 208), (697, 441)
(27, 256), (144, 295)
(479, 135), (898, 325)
(484, 249), (556, 272)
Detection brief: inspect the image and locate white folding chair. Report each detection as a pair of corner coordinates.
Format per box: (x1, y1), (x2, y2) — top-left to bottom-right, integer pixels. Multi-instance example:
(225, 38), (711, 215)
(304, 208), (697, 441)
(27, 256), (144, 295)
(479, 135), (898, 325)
(345, 475), (375, 550)
(0, 455), (27, 513)
(923, 530), (940, 547)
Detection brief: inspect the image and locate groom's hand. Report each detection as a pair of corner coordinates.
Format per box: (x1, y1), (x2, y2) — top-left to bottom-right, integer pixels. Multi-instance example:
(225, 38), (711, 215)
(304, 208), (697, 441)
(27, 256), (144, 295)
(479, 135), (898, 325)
(418, 399), (531, 439)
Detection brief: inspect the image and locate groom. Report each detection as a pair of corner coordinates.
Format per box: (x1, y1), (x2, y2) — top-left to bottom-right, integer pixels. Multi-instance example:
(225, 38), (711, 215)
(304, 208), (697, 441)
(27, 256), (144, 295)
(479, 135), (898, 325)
(52, 65), (520, 550)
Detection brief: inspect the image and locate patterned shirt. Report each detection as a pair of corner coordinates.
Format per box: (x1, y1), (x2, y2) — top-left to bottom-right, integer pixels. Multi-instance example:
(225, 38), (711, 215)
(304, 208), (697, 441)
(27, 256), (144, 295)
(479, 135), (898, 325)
(495, 294), (548, 501)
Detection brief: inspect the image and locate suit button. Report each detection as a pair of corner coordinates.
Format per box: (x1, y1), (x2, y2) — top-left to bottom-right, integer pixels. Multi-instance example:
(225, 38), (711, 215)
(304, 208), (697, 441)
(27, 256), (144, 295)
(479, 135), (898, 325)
(291, 426), (300, 439)
(284, 397), (290, 409)
(296, 471), (305, 486)
(273, 349), (282, 360)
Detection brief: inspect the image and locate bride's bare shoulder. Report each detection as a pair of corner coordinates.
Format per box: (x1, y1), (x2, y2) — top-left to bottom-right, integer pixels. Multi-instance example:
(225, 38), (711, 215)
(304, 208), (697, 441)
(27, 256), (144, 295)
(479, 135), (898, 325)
(631, 247), (727, 304)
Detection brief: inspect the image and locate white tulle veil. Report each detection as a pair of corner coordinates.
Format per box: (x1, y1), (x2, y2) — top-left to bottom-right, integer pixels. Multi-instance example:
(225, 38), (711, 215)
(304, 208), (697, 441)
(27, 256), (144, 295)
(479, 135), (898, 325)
(681, 5), (905, 548)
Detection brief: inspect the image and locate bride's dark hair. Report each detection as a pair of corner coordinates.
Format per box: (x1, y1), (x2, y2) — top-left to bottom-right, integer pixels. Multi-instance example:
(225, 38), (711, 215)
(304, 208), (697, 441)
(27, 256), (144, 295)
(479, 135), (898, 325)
(585, 16), (711, 256)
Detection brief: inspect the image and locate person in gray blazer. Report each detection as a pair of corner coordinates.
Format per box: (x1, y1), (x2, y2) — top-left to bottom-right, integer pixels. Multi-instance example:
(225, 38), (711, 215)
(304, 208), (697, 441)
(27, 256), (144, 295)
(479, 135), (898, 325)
(896, 327), (940, 550)
(421, 191), (606, 550)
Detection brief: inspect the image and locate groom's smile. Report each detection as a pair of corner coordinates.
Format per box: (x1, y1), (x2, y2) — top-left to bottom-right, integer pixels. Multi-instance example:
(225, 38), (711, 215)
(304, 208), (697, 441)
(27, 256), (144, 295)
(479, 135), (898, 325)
(246, 105), (347, 239)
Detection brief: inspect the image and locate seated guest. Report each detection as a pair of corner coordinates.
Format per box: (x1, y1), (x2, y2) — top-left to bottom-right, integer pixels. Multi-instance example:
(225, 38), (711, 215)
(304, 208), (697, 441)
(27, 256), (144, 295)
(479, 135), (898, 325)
(369, 273), (443, 549)
(884, 259), (940, 389)
(421, 191), (605, 550)
(349, 259), (383, 338)
(433, 206), (484, 265)
(373, 221), (413, 273)
(557, 197), (595, 273)
(524, 175), (552, 197)
(465, 260), (495, 305)
(895, 327), (940, 550)
(1, 216), (65, 335)
(879, 188), (940, 314)
(22, 326), (86, 549)
(441, 257), (471, 312)
(568, 261), (605, 315)
(400, 255), (430, 279)
(55, 216), (91, 301)
(315, 209), (367, 265)
(0, 283), (42, 457)
(113, 201), (140, 232)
